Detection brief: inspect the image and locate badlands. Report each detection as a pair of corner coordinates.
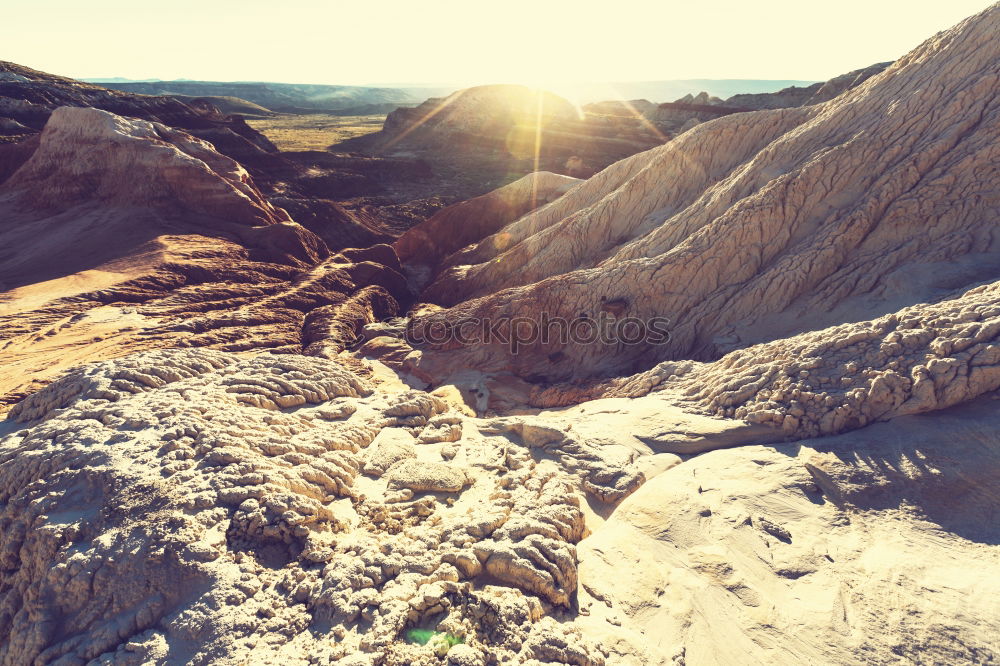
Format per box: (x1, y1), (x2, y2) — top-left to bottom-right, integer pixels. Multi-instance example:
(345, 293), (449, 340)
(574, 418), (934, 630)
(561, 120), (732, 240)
(0, 3), (999, 666)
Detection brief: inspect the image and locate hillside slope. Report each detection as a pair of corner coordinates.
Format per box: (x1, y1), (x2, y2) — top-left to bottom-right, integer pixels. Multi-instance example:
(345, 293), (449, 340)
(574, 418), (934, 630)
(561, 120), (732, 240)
(0, 107), (405, 411)
(399, 3), (999, 414)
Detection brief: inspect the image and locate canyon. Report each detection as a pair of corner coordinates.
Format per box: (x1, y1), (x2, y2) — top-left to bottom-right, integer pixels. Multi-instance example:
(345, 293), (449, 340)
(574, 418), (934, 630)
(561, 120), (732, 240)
(0, 4), (998, 665)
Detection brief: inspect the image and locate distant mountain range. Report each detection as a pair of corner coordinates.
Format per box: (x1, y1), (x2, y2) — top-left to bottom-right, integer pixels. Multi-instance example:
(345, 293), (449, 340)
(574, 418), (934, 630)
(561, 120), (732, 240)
(550, 78), (819, 103)
(87, 80), (456, 114)
(83, 77), (822, 113)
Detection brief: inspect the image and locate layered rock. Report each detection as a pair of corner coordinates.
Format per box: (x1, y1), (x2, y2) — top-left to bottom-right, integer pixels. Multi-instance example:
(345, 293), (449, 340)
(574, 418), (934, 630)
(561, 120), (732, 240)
(345, 84), (669, 179)
(0, 62), (446, 235)
(0, 61), (275, 151)
(399, 3), (999, 411)
(0, 107), (406, 412)
(393, 171), (581, 289)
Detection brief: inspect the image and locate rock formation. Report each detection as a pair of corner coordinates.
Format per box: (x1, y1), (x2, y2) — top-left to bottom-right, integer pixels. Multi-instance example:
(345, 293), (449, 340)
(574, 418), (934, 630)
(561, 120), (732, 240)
(1, 4), (1000, 665)
(0, 107), (406, 412)
(375, 85), (579, 153)
(0, 62), (445, 235)
(344, 84), (669, 179)
(584, 64), (892, 137)
(0, 61), (276, 152)
(393, 171), (581, 290)
(1, 342), (997, 664)
(726, 62), (891, 109)
(0, 350), (632, 665)
(351, 62), (891, 190)
(398, 3), (999, 418)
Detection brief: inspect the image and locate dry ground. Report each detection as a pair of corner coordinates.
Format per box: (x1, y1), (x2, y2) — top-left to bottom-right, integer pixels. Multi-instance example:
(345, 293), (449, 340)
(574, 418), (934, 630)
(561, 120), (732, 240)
(248, 113), (387, 151)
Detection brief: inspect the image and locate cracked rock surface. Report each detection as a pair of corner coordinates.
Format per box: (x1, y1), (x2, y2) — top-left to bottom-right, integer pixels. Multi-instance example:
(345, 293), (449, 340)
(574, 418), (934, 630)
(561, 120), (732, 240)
(0, 350), (631, 665)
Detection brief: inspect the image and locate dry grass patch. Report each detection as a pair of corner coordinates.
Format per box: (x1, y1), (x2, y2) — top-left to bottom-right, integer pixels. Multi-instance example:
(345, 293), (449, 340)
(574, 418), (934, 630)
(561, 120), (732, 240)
(248, 113), (386, 151)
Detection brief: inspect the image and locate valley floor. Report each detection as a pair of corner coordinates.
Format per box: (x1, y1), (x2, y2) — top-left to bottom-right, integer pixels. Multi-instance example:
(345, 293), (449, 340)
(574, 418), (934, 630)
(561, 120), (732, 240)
(248, 113), (388, 151)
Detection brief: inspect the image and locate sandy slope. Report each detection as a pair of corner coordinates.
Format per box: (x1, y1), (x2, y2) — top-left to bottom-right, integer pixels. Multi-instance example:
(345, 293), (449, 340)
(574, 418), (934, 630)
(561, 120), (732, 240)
(577, 397), (1000, 664)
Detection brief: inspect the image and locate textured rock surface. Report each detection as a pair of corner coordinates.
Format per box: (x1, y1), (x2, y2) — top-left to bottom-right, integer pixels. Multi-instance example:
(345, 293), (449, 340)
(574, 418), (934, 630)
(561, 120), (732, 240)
(2, 346), (997, 664)
(0, 107), (406, 413)
(0, 350), (622, 664)
(403, 5), (1000, 398)
(2, 6), (1000, 666)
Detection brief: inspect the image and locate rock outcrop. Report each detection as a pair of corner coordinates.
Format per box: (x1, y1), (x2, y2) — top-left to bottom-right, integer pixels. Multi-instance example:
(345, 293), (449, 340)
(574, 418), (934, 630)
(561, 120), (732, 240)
(397, 3), (999, 419)
(393, 171), (581, 290)
(0, 62), (446, 236)
(375, 85), (579, 153)
(0, 107), (406, 412)
(583, 64), (892, 137)
(0, 350), (627, 665)
(726, 62), (892, 109)
(344, 84), (670, 179)
(1, 345), (997, 664)
(0, 61), (276, 151)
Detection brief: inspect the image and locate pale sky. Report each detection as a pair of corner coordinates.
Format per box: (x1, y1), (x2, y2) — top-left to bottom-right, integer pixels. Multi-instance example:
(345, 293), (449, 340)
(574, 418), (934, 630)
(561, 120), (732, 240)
(2, 0), (993, 86)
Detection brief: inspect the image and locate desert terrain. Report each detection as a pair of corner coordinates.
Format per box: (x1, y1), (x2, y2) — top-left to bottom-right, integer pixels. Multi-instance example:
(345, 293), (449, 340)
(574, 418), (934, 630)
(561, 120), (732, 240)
(247, 113), (390, 151)
(0, 3), (998, 665)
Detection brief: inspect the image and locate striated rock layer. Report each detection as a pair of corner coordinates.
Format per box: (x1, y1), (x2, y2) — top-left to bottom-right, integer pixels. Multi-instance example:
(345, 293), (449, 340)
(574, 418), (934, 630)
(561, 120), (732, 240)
(399, 3), (1000, 414)
(1, 6), (1000, 666)
(0, 107), (406, 412)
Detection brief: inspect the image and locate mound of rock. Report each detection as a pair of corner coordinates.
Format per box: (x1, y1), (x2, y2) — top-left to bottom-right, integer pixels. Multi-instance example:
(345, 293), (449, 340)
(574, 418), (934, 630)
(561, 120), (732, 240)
(0, 349), (639, 665)
(396, 3), (1000, 423)
(0, 106), (318, 287)
(346, 84), (669, 179)
(0, 107), (406, 412)
(375, 85), (578, 153)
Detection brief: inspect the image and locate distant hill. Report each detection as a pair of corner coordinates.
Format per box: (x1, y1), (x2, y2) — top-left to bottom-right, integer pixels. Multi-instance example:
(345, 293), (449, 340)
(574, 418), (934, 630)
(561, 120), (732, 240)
(89, 80), (455, 113)
(551, 79), (820, 104)
(166, 94), (274, 117)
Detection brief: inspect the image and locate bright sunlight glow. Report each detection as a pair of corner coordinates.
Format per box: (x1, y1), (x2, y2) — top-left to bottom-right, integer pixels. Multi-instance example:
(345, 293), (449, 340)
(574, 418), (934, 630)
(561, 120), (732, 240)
(2, 0), (993, 86)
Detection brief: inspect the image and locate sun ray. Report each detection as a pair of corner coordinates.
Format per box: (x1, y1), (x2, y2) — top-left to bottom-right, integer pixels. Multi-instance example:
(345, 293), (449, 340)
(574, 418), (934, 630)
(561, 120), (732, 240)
(603, 84), (671, 144)
(532, 88), (544, 209)
(380, 87), (468, 152)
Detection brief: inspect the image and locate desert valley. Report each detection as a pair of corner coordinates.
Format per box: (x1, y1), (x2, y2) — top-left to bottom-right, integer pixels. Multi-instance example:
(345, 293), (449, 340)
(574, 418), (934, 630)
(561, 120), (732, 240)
(0, 2), (998, 664)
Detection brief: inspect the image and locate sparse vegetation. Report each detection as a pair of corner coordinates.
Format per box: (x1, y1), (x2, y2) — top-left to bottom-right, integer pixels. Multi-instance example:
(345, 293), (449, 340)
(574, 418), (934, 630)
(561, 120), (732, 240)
(247, 113), (387, 151)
